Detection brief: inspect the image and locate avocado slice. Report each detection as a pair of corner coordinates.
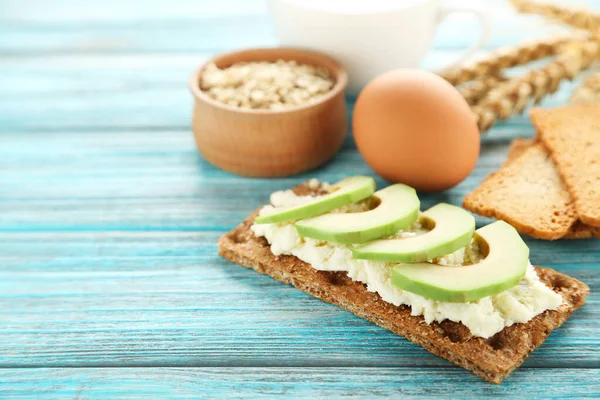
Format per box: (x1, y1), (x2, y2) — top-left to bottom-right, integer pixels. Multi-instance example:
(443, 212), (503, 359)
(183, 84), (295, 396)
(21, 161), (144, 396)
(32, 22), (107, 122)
(352, 203), (475, 262)
(255, 176), (375, 224)
(391, 221), (529, 302)
(294, 184), (420, 244)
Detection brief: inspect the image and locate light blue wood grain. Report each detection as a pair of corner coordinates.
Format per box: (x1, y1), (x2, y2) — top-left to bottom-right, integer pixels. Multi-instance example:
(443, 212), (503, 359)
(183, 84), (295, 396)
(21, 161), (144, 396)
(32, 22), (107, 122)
(1, 368), (600, 399)
(2, 0), (600, 396)
(0, 129), (598, 373)
(0, 53), (585, 132)
(0, 0), (573, 55)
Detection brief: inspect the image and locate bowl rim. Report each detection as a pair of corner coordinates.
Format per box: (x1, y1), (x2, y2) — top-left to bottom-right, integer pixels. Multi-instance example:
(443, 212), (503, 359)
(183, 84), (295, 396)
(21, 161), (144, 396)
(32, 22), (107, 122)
(188, 47), (349, 115)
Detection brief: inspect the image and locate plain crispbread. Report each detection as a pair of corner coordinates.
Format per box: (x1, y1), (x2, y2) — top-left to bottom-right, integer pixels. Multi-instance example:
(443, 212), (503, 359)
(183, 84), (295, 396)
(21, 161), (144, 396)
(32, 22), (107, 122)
(505, 139), (600, 239)
(531, 104), (600, 228)
(564, 221), (600, 239)
(505, 138), (534, 163)
(218, 183), (589, 384)
(463, 142), (578, 240)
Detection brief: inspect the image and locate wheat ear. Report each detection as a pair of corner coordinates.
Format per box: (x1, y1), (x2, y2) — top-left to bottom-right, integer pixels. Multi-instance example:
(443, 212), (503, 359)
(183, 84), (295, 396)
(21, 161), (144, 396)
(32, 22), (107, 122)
(570, 66), (600, 103)
(458, 76), (508, 106)
(471, 40), (600, 132)
(511, 0), (600, 33)
(440, 35), (574, 86)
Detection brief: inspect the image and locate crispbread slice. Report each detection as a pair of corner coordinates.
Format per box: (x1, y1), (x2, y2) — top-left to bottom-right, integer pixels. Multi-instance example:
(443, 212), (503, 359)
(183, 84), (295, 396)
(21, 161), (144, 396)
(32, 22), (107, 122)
(464, 143), (579, 240)
(219, 184), (589, 384)
(531, 104), (600, 227)
(505, 139), (600, 239)
(564, 221), (600, 239)
(505, 138), (534, 163)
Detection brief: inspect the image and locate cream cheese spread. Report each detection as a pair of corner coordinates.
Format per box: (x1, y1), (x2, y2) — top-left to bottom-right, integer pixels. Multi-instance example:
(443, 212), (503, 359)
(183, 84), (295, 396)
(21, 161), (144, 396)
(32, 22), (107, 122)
(251, 181), (563, 339)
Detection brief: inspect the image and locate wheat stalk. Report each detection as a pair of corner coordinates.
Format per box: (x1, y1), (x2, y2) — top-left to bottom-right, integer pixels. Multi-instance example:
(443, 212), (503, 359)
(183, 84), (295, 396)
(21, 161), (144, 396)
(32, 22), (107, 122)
(458, 76), (508, 106)
(511, 0), (600, 33)
(570, 67), (600, 103)
(471, 40), (600, 132)
(439, 35), (574, 85)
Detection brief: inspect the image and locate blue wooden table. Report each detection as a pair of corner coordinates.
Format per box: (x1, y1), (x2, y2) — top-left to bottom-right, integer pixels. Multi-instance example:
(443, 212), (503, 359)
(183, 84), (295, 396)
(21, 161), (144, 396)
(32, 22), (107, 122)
(1, 0), (599, 398)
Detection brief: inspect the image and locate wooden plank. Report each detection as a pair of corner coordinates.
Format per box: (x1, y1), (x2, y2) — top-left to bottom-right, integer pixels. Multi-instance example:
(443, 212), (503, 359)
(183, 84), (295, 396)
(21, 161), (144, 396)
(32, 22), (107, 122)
(0, 130), (521, 231)
(0, 127), (597, 370)
(0, 15), (275, 55)
(0, 0), (268, 22)
(0, 0), (575, 55)
(0, 120), (596, 371)
(1, 1), (599, 394)
(0, 226), (597, 368)
(2, 52), (574, 132)
(1, 367), (599, 398)
(0, 230), (597, 270)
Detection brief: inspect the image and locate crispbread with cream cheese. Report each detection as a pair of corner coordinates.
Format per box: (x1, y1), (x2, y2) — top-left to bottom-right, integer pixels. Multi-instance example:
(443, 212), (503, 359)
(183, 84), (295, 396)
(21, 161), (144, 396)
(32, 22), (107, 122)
(505, 139), (600, 239)
(218, 182), (588, 384)
(463, 143), (579, 240)
(531, 104), (600, 228)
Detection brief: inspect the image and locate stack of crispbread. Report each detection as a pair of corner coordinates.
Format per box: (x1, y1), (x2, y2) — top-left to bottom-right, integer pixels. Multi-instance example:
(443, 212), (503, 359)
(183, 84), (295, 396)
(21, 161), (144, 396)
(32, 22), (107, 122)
(463, 103), (600, 240)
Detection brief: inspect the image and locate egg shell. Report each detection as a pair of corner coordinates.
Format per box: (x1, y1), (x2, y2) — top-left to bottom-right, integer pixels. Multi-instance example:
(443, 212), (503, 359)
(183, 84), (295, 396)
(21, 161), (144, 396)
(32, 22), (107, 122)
(352, 69), (480, 192)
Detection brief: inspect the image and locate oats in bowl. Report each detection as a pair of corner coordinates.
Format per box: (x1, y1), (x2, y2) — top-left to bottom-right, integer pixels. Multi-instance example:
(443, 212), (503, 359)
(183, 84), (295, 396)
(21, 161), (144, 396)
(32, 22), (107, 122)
(199, 60), (335, 110)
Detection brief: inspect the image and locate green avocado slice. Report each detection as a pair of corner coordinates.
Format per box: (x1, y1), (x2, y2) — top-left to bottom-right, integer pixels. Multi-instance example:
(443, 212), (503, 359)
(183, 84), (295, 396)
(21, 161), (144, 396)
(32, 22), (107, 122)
(254, 176), (375, 224)
(294, 184), (420, 244)
(352, 203), (475, 262)
(391, 221), (529, 303)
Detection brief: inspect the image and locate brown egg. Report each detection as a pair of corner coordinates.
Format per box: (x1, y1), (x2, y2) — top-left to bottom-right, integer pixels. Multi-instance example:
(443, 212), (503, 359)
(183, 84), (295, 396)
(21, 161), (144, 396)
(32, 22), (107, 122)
(353, 69), (480, 192)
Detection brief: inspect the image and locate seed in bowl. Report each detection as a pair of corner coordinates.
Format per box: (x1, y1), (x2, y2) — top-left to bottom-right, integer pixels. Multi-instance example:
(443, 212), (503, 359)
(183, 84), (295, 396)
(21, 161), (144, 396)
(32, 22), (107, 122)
(199, 60), (334, 110)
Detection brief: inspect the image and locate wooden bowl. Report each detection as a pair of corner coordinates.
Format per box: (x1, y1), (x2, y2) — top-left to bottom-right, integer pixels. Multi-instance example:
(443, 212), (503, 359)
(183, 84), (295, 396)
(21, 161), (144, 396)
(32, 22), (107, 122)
(189, 48), (348, 177)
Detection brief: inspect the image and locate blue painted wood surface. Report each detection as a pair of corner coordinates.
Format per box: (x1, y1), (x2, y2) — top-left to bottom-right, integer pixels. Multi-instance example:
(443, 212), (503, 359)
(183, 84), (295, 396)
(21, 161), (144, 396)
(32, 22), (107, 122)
(1, 0), (600, 398)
